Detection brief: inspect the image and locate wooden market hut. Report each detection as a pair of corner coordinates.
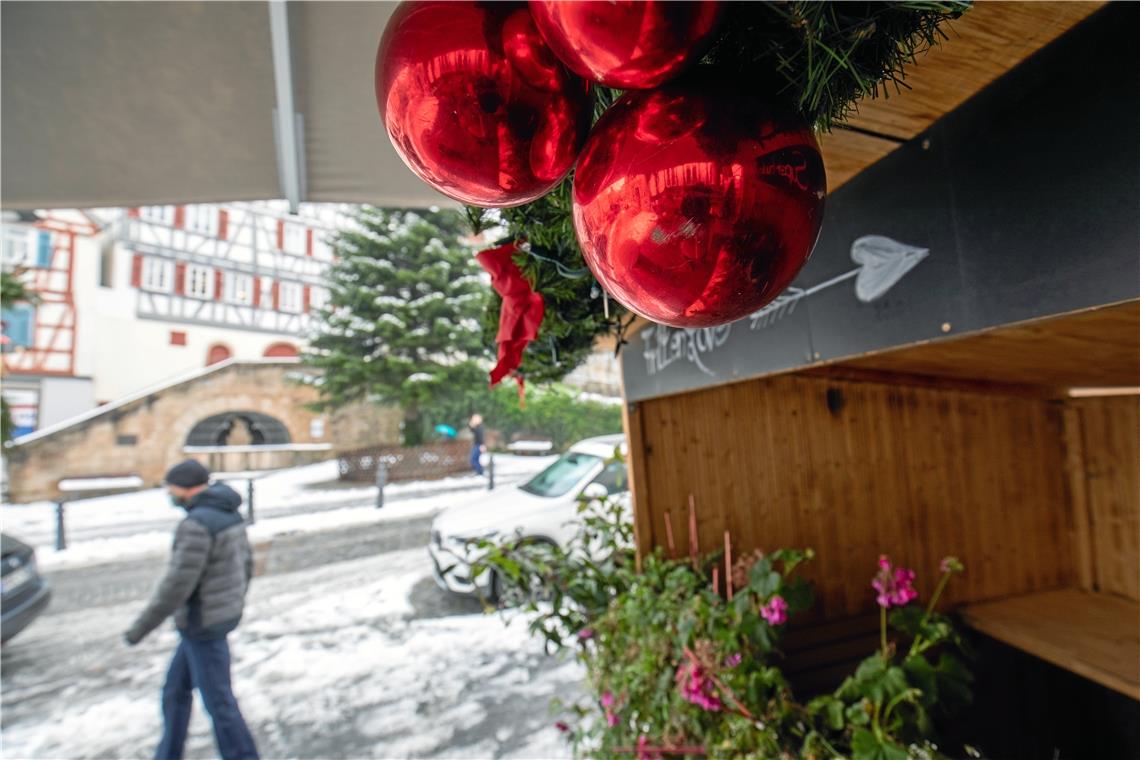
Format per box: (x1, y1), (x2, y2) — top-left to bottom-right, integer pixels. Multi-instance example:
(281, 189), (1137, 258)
(618, 3), (1138, 754)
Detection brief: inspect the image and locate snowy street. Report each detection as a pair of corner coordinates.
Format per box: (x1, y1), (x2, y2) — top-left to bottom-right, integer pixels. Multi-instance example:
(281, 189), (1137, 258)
(2, 545), (582, 759)
(1, 456), (585, 759)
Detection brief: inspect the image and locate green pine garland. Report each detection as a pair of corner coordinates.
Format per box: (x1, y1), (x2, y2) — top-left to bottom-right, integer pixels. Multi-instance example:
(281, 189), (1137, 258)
(470, 1), (969, 385)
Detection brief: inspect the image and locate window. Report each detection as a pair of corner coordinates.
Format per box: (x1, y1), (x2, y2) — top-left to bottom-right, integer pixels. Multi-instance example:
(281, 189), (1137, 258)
(139, 206), (175, 225)
(170, 330), (187, 346)
(282, 222), (306, 255)
(206, 344), (232, 365)
(259, 278), (275, 307)
(185, 264), (214, 299)
(141, 257), (174, 292)
(184, 205), (219, 236)
(1, 305), (35, 348)
(589, 461), (629, 495)
(224, 271), (254, 304)
(309, 286), (330, 311)
(0, 228), (46, 267)
(279, 281), (303, 313)
(520, 452), (602, 498)
(312, 232), (332, 260)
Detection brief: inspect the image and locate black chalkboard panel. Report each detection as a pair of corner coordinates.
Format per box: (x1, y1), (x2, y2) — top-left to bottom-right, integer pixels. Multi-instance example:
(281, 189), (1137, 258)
(622, 4), (1139, 403)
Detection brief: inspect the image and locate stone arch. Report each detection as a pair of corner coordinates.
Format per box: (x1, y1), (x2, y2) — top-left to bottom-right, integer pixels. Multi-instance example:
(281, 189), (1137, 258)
(160, 374), (315, 471)
(263, 342), (298, 358)
(185, 411), (292, 447)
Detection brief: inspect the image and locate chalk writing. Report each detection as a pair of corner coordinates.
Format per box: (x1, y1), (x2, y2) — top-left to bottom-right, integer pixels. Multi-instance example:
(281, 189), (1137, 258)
(642, 323), (732, 377)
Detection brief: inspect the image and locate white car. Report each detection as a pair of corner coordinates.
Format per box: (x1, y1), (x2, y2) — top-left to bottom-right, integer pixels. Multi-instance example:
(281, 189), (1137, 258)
(428, 434), (628, 599)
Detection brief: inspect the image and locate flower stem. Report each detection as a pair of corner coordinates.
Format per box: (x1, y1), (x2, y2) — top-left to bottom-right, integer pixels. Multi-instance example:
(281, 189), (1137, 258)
(880, 605), (888, 660)
(909, 569), (952, 656)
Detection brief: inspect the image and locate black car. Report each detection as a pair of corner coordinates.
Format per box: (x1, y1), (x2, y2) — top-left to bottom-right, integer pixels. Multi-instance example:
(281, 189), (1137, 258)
(1, 533), (51, 642)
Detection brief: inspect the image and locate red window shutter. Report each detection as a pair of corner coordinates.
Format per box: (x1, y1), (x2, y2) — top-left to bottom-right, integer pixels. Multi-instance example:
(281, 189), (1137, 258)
(130, 253), (143, 287)
(218, 210), (229, 240)
(174, 263), (187, 294)
(276, 220), (284, 250)
(305, 229), (314, 256)
(252, 277), (261, 307)
(173, 206), (185, 229)
(215, 270), (224, 299)
(271, 281), (280, 310)
(128, 208), (140, 219)
(303, 285), (311, 313)
(170, 331), (187, 346)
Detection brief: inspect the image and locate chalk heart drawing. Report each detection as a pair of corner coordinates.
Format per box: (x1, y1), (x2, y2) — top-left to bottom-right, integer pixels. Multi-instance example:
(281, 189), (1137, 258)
(641, 235), (930, 377)
(851, 235), (930, 303)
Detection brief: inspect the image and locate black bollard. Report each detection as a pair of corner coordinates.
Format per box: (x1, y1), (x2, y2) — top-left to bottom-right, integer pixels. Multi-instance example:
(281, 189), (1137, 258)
(246, 478), (256, 525)
(376, 460), (387, 509)
(54, 501), (67, 551)
(487, 454), (495, 491)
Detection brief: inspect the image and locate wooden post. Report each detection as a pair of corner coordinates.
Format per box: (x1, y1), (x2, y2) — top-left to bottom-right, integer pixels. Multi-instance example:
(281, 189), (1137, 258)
(621, 398), (654, 571)
(663, 509), (677, 559)
(688, 494), (699, 570)
(724, 530), (734, 602)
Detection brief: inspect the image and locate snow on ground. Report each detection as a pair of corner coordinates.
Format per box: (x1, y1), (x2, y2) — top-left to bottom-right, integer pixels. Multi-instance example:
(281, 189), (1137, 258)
(1, 549), (584, 759)
(2, 455), (554, 571)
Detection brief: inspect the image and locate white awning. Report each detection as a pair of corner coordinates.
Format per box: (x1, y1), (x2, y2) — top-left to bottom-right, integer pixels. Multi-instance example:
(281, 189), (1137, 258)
(0, 1), (450, 210)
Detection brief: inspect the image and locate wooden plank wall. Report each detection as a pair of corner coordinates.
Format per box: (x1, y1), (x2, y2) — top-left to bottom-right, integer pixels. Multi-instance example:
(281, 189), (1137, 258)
(628, 374), (1076, 621)
(1062, 396), (1140, 601)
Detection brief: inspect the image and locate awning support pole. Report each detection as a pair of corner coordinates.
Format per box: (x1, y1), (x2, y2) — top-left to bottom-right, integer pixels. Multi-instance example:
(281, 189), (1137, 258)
(269, 0), (304, 214)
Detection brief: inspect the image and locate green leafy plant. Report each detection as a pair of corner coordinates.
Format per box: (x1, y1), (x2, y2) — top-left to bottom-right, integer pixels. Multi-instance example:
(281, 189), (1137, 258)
(477, 487), (974, 759)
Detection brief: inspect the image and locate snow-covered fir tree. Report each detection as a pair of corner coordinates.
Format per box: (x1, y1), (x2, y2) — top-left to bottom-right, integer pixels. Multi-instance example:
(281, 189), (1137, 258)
(304, 207), (488, 445)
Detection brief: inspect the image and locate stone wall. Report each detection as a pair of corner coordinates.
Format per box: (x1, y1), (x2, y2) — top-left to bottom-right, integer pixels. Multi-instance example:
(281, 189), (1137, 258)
(4, 361), (402, 503)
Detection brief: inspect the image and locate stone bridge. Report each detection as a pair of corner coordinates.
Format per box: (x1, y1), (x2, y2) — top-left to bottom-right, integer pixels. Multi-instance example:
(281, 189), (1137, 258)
(4, 360), (399, 503)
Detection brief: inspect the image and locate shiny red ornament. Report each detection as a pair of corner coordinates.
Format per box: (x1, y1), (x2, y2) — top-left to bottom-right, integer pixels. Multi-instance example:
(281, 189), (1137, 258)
(376, 2), (592, 207)
(529, 0), (722, 89)
(572, 77), (827, 327)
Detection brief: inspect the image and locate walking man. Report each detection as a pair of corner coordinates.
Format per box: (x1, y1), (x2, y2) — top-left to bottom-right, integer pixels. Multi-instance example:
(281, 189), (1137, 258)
(468, 413), (486, 476)
(125, 459), (259, 760)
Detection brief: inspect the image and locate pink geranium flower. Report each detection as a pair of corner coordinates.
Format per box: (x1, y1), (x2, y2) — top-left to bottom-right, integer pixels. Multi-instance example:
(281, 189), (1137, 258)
(724, 652), (743, 668)
(760, 595), (788, 625)
(674, 660), (722, 712)
(606, 710), (619, 727)
(872, 555), (918, 608)
(636, 735), (652, 760)
(601, 691), (614, 708)
(577, 627), (594, 640)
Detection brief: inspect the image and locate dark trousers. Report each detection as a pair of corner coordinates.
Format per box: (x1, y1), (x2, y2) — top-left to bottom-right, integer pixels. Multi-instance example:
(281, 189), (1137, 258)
(470, 444), (484, 475)
(156, 634), (259, 760)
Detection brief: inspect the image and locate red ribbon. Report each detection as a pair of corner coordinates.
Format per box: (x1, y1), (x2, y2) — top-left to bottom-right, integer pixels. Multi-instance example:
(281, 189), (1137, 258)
(475, 242), (544, 402)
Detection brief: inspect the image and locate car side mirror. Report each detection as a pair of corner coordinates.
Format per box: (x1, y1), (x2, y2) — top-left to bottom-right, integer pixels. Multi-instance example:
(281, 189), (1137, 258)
(582, 482), (609, 500)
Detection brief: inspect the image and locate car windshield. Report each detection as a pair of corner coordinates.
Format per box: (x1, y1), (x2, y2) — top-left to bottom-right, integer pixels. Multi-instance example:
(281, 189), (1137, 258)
(519, 452), (602, 498)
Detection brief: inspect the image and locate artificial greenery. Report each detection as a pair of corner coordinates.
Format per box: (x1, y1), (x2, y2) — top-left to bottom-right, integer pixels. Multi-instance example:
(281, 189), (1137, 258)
(706, 2), (971, 131)
(476, 492), (975, 759)
(303, 207), (489, 446)
(468, 2), (969, 384)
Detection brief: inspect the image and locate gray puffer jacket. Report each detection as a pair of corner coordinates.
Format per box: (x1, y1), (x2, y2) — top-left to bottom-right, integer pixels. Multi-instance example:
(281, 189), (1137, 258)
(126, 483), (253, 643)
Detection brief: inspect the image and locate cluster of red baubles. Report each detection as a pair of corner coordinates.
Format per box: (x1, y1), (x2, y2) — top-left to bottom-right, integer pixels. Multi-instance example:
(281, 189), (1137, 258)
(376, 1), (826, 328)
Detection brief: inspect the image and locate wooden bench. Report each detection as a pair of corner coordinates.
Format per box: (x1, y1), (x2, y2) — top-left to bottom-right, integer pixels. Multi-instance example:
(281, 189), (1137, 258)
(962, 588), (1140, 701)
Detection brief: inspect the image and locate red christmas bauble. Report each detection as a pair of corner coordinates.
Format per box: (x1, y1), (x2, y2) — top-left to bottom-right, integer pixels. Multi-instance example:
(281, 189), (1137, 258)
(529, 0), (722, 89)
(376, 2), (592, 207)
(572, 77), (827, 327)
